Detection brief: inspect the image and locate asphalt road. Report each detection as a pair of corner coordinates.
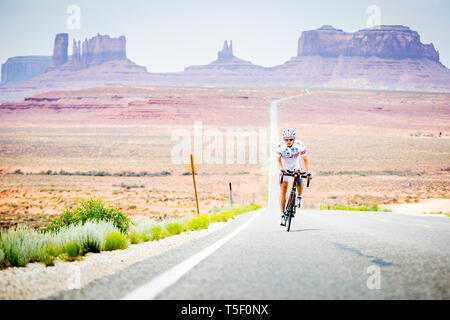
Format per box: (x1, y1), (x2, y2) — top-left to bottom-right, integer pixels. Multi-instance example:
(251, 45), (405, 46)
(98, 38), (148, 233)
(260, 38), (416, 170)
(46, 92), (449, 300)
(48, 208), (450, 299)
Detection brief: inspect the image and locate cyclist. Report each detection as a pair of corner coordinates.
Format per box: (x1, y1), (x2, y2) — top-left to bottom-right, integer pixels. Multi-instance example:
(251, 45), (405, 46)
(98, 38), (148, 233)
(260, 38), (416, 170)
(275, 128), (311, 226)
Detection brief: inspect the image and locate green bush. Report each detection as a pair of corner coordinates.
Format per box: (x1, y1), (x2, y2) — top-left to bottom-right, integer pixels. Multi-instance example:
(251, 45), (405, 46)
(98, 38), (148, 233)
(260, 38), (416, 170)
(30, 246), (49, 264)
(46, 220), (117, 254)
(209, 204), (261, 223)
(181, 220), (191, 232)
(128, 231), (141, 244)
(0, 225), (41, 267)
(64, 241), (79, 259)
(188, 215), (210, 231)
(79, 236), (102, 255)
(47, 245), (64, 257)
(0, 203), (261, 270)
(150, 225), (163, 240)
(0, 249), (5, 268)
(104, 231), (128, 251)
(0, 224), (81, 267)
(221, 210), (235, 222)
(140, 232), (150, 242)
(166, 222), (183, 235)
(41, 252), (56, 267)
(43, 197), (130, 234)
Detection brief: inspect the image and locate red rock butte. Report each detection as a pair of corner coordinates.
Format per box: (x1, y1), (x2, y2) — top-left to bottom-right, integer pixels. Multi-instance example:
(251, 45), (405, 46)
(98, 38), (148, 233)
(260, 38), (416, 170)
(297, 25), (440, 62)
(1, 25), (449, 103)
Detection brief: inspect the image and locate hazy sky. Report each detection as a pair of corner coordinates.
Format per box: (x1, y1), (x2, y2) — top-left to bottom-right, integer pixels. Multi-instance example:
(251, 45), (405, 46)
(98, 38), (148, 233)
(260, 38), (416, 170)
(1, 0), (449, 72)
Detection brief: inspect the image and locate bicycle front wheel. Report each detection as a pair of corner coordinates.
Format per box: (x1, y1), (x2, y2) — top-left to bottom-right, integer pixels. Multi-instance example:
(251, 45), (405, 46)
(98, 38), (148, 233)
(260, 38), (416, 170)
(285, 193), (295, 232)
(286, 212), (292, 232)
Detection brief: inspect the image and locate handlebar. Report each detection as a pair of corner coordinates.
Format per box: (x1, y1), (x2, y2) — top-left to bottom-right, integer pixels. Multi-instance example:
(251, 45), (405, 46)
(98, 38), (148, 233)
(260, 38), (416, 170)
(280, 170), (311, 187)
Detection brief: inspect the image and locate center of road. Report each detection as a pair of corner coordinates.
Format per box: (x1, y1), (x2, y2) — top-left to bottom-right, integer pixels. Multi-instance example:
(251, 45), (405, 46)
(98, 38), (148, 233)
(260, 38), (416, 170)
(122, 90), (311, 300)
(268, 89), (312, 210)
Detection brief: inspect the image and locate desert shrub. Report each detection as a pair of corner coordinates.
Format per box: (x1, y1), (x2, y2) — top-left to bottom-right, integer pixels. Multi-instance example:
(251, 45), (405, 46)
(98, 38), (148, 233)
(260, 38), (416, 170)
(0, 249), (5, 268)
(0, 203), (262, 270)
(187, 215), (210, 231)
(209, 214), (221, 223)
(249, 203), (262, 211)
(30, 246), (49, 264)
(0, 221), (123, 269)
(47, 245), (64, 257)
(45, 220), (117, 253)
(211, 210), (233, 222)
(43, 197), (130, 233)
(133, 219), (158, 234)
(79, 237), (101, 255)
(139, 232), (150, 242)
(41, 253), (56, 267)
(148, 171), (171, 177)
(209, 204), (261, 223)
(161, 228), (170, 238)
(0, 225), (42, 267)
(166, 222), (183, 236)
(128, 231), (141, 244)
(0, 224), (74, 267)
(221, 210), (235, 221)
(133, 216), (191, 239)
(150, 225), (164, 240)
(64, 241), (79, 259)
(104, 231), (128, 251)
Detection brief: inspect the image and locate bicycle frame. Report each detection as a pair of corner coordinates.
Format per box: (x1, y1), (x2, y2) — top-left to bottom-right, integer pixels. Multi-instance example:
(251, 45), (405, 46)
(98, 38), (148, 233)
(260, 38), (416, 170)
(280, 170), (310, 231)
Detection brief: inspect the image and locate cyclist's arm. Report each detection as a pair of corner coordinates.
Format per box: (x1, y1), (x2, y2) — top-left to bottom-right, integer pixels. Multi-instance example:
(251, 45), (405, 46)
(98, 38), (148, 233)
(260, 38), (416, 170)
(277, 156), (283, 171)
(302, 155), (311, 177)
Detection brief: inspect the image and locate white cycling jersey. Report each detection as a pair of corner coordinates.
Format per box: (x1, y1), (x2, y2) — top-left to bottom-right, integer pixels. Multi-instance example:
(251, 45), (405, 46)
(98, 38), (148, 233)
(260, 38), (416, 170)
(275, 139), (307, 181)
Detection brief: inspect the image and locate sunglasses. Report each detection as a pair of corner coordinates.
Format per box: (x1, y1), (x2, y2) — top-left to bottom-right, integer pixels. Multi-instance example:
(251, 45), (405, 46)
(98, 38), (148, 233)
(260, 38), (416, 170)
(284, 138), (294, 141)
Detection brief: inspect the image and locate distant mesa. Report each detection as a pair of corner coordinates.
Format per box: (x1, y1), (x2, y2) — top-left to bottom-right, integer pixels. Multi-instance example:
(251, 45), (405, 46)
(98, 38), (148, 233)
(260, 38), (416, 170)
(50, 32), (129, 71)
(297, 25), (440, 62)
(72, 33), (127, 69)
(184, 40), (264, 72)
(53, 33), (69, 66)
(217, 40), (234, 62)
(1, 56), (52, 85)
(1, 25), (449, 96)
(1, 32), (143, 86)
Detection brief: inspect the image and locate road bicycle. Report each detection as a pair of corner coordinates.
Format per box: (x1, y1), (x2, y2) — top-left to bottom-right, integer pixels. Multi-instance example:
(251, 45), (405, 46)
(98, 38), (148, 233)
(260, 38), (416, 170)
(280, 170), (311, 232)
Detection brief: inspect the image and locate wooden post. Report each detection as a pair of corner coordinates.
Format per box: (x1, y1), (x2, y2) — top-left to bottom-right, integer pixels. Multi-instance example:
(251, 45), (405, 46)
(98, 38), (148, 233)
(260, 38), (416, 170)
(229, 182), (233, 207)
(190, 154), (199, 215)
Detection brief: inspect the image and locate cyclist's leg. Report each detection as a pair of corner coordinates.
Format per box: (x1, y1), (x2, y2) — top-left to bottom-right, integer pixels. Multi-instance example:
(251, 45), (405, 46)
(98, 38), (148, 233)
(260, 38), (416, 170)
(279, 180), (288, 225)
(279, 181), (288, 212)
(294, 160), (305, 196)
(296, 178), (304, 196)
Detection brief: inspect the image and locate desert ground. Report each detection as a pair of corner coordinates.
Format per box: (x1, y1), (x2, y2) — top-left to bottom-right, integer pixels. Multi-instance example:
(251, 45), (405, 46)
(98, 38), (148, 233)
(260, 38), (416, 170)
(0, 86), (449, 229)
(279, 89), (450, 211)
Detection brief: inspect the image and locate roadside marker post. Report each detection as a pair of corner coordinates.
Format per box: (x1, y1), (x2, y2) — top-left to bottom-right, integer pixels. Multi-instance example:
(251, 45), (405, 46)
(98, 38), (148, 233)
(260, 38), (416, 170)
(190, 154), (200, 215)
(229, 182), (233, 207)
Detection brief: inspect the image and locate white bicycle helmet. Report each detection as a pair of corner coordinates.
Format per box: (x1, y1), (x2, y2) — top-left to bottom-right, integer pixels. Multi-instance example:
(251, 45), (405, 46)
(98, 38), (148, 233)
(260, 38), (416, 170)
(282, 128), (296, 138)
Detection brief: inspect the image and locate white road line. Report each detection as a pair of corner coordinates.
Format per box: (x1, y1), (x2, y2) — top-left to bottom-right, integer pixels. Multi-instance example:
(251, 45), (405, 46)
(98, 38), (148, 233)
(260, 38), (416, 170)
(121, 208), (264, 300)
